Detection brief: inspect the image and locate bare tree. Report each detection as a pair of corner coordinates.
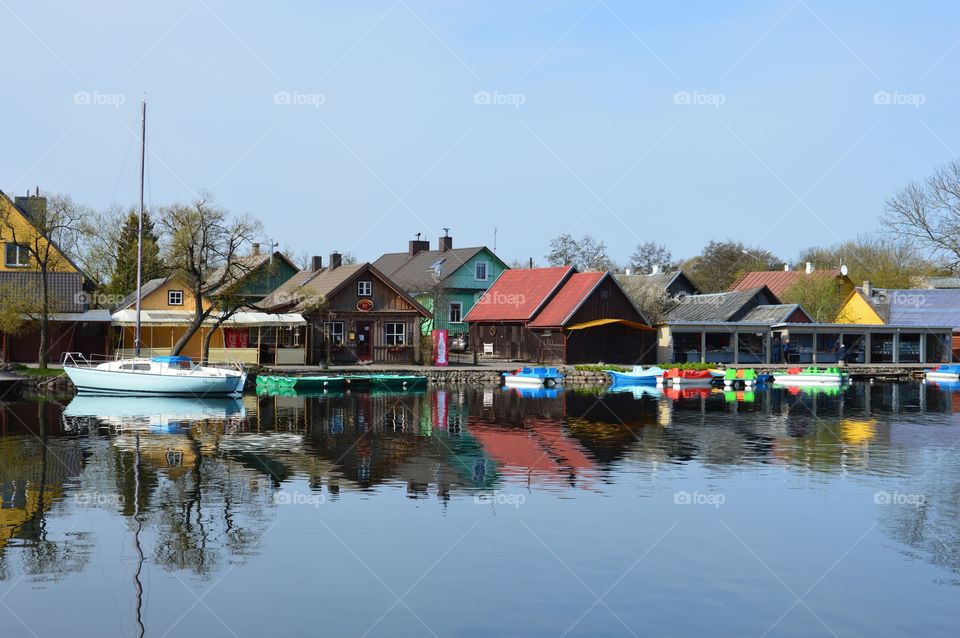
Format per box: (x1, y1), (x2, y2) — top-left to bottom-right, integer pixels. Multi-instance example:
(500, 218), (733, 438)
(158, 194), (261, 356)
(884, 159), (960, 270)
(628, 241), (673, 274)
(0, 193), (88, 367)
(545, 233), (615, 271)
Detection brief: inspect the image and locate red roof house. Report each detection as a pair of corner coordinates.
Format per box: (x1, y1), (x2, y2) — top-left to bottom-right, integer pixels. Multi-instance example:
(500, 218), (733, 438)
(465, 268), (653, 364)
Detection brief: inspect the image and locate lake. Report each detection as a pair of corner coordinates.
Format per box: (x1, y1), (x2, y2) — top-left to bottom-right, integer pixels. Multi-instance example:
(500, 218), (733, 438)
(1, 382), (959, 637)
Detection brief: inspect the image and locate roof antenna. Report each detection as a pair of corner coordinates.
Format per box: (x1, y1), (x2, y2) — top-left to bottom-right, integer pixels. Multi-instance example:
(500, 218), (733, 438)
(443, 227), (450, 236)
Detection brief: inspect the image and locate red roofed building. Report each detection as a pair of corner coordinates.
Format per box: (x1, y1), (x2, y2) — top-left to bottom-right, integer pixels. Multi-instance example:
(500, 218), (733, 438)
(464, 267), (654, 364)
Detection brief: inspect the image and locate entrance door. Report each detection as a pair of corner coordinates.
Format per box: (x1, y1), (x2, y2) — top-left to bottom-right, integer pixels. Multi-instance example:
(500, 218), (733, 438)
(356, 321), (372, 362)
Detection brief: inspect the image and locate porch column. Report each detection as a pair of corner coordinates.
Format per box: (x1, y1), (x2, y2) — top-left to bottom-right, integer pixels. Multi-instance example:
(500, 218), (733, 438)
(765, 332), (772, 364)
(733, 331), (739, 365)
(812, 330), (818, 365)
(865, 333), (872, 364)
(893, 331), (900, 364)
(700, 331), (706, 364)
(919, 332), (926, 363)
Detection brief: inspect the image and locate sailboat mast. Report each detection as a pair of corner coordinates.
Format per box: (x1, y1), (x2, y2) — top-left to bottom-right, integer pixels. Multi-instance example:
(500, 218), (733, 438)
(134, 100), (146, 357)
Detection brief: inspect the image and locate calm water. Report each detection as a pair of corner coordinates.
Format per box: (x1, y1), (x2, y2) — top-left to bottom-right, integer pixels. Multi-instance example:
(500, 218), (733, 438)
(1, 382), (959, 637)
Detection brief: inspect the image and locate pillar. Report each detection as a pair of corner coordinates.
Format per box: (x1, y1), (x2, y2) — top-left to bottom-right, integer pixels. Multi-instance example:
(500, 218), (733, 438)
(700, 331), (706, 364)
(733, 331), (739, 365)
(919, 332), (926, 363)
(893, 332), (900, 365)
(865, 333), (872, 365)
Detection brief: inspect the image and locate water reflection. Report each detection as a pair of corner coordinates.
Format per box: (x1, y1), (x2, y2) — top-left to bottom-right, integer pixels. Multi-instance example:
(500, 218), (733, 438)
(0, 382), (959, 633)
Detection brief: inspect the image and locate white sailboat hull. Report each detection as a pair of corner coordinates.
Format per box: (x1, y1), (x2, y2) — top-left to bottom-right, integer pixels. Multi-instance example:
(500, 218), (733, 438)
(65, 364), (246, 396)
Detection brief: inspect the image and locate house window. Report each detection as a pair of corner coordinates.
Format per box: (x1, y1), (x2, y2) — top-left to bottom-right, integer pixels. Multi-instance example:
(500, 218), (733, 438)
(449, 301), (463, 323)
(325, 321), (345, 346)
(168, 290), (184, 306)
(357, 280), (372, 296)
(475, 261), (489, 281)
(4, 243), (30, 267)
(386, 322), (405, 346)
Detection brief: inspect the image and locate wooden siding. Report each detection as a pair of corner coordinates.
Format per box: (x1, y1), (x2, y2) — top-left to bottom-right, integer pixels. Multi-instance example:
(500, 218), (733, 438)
(565, 276), (646, 327)
(307, 314), (420, 364)
(140, 279), (208, 311)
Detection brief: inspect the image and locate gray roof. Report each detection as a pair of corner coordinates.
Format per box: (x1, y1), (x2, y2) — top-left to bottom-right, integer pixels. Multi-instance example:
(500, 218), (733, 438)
(372, 247), (493, 293)
(0, 271), (87, 313)
(923, 277), (960, 289)
(869, 288), (960, 328)
(739, 304), (810, 325)
(116, 277), (171, 310)
(664, 287), (773, 323)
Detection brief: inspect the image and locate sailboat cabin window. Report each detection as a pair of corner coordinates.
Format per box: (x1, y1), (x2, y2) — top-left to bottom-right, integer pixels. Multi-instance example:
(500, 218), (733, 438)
(4, 243), (30, 267)
(168, 290), (184, 306)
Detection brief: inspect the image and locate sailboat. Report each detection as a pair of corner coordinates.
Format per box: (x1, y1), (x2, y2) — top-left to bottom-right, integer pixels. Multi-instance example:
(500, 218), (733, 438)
(63, 101), (247, 397)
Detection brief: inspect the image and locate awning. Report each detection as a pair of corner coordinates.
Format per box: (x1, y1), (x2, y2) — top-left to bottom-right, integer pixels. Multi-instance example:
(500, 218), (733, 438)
(566, 318), (654, 331)
(111, 309), (306, 327)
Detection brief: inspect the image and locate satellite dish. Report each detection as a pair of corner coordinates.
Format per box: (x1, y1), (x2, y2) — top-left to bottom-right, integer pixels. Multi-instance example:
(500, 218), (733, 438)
(840, 265), (849, 276)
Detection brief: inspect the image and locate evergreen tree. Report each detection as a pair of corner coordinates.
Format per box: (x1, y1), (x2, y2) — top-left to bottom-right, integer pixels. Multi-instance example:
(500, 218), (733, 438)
(108, 209), (166, 297)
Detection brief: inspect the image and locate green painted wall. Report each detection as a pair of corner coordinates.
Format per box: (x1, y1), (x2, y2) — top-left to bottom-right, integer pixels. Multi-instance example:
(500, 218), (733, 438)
(418, 248), (507, 335)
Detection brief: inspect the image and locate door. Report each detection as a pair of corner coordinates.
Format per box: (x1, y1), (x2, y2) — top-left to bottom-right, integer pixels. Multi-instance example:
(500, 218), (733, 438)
(356, 321), (372, 362)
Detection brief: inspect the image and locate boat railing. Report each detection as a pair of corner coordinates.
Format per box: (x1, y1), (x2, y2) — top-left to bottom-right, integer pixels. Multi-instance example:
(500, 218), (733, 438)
(61, 351), (247, 375)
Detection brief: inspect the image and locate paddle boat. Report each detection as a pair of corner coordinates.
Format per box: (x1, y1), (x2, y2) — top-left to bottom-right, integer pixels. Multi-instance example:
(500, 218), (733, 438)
(502, 366), (564, 387)
(772, 366), (849, 386)
(657, 368), (714, 387)
(925, 364), (960, 383)
(722, 369), (771, 389)
(605, 365), (664, 386)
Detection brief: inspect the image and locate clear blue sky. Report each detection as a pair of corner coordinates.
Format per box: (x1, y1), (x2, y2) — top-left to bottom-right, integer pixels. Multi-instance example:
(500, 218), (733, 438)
(1, 1), (956, 266)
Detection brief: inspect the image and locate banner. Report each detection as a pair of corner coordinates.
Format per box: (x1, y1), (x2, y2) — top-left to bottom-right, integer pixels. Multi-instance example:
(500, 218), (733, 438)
(433, 329), (449, 366)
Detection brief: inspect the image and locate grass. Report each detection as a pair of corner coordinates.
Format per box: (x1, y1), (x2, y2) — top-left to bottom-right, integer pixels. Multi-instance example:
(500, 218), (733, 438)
(10, 364), (65, 378)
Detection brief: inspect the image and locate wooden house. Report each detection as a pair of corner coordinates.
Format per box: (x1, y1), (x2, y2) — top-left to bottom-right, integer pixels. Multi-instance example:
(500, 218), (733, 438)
(0, 189), (111, 363)
(260, 254), (431, 364)
(111, 249), (305, 364)
(373, 233), (508, 340)
(464, 266), (654, 364)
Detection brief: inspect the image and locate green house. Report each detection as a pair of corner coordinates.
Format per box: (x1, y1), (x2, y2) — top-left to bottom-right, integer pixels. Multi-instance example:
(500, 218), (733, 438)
(373, 234), (508, 337)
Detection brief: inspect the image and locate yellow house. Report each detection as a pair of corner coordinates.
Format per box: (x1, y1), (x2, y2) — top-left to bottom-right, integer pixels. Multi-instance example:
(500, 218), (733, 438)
(111, 253), (307, 365)
(835, 289), (884, 324)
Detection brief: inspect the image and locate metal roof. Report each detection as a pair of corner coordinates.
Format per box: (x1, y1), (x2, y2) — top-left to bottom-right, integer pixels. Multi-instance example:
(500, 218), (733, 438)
(372, 246), (498, 292)
(464, 266), (573, 322)
(869, 288), (960, 328)
(663, 287), (777, 323)
(528, 272), (606, 327)
(739, 304), (811, 325)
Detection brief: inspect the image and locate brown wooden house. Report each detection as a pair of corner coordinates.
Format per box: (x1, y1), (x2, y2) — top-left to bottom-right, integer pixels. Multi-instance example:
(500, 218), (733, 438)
(260, 255), (430, 364)
(464, 267), (655, 364)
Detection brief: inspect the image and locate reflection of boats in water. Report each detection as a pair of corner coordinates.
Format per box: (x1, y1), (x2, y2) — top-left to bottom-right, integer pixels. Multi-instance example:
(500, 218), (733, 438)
(502, 385), (563, 400)
(664, 387), (713, 400)
(217, 433), (304, 453)
(606, 384), (663, 399)
(62, 395), (246, 432)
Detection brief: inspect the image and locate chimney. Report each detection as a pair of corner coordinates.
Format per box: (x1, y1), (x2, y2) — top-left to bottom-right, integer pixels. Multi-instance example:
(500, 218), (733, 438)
(624, 268), (633, 276)
(651, 265), (661, 275)
(311, 255), (323, 272)
(251, 242), (261, 256)
(15, 188), (47, 222)
(805, 262), (814, 274)
(329, 251), (342, 270)
(862, 280), (872, 298)
(439, 228), (452, 253)
(408, 232), (430, 256)
(784, 264), (790, 271)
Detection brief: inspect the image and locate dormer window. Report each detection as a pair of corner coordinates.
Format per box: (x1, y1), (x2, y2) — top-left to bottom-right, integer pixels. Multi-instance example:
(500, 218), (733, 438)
(475, 261), (489, 281)
(357, 280), (372, 296)
(4, 242), (30, 267)
(168, 290), (184, 306)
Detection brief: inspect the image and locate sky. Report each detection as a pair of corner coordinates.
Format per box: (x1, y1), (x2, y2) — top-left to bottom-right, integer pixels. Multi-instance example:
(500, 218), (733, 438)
(1, 0), (957, 268)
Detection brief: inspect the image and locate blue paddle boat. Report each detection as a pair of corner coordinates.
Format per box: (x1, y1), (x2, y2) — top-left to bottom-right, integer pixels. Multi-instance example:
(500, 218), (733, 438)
(605, 366), (664, 386)
(502, 366), (564, 387)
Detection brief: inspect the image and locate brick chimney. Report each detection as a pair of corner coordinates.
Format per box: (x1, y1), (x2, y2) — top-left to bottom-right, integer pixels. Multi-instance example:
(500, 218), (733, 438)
(329, 251), (342, 270)
(251, 242), (261, 256)
(439, 228), (452, 253)
(409, 232), (429, 256)
(805, 262), (814, 274)
(311, 255), (323, 272)
(15, 187), (47, 221)
(862, 280), (872, 298)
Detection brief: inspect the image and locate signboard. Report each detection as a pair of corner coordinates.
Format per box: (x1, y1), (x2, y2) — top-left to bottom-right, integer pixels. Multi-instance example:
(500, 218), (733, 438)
(433, 329), (449, 366)
(357, 298), (374, 311)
